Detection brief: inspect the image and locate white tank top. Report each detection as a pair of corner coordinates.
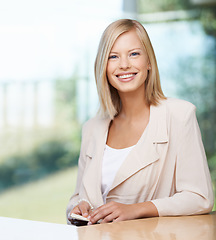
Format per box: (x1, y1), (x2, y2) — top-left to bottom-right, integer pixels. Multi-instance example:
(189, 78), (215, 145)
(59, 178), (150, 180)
(101, 144), (135, 203)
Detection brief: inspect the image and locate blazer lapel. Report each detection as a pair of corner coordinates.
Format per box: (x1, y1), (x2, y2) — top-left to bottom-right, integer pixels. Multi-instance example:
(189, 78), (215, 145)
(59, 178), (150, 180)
(82, 116), (111, 207)
(110, 101), (169, 191)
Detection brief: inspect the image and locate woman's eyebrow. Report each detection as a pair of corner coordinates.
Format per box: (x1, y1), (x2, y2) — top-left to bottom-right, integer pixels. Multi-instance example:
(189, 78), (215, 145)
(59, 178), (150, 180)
(129, 48), (142, 51)
(110, 48), (142, 54)
(109, 51), (118, 54)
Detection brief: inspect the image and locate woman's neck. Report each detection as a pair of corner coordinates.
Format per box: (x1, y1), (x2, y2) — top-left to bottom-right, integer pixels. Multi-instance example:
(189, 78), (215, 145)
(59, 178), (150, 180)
(118, 90), (150, 122)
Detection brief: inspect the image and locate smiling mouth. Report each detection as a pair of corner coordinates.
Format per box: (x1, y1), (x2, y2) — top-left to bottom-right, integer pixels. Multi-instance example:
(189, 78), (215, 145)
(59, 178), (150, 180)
(116, 73), (137, 79)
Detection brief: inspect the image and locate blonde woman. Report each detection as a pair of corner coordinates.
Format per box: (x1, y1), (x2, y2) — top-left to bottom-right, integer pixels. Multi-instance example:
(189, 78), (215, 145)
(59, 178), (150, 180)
(67, 19), (214, 225)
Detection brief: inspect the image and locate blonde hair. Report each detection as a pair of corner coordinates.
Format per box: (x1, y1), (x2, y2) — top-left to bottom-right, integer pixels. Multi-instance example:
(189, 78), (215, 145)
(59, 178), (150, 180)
(94, 19), (166, 119)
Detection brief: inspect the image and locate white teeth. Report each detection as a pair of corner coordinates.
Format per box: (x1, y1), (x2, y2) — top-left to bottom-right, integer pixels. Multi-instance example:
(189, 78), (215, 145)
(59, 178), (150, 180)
(118, 74), (135, 79)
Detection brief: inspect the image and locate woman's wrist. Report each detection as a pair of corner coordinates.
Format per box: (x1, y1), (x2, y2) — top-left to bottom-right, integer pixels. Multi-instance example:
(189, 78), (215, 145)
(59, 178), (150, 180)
(136, 201), (159, 218)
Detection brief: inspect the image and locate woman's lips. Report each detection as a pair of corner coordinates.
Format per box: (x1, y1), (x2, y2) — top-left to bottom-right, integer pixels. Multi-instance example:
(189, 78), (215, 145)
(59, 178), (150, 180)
(116, 73), (137, 82)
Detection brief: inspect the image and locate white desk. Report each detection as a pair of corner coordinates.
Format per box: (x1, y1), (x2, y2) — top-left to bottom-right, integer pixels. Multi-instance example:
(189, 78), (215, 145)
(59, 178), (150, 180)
(1, 212), (216, 240)
(0, 217), (78, 240)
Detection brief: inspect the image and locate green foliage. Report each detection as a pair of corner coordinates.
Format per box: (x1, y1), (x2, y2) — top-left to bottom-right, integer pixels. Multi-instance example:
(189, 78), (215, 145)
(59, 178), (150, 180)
(138, 0), (191, 14)
(208, 154), (216, 207)
(200, 8), (216, 37)
(0, 139), (80, 192)
(208, 154), (216, 182)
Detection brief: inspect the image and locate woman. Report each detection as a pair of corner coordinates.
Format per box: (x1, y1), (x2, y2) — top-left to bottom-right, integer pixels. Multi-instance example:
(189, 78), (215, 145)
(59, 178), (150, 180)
(66, 19), (214, 225)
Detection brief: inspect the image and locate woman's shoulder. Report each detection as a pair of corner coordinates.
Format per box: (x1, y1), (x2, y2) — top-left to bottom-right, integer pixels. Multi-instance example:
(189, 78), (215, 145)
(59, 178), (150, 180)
(163, 97), (195, 110)
(159, 97), (196, 121)
(83, 115), (110, 127)
(82, 114), (111, 135)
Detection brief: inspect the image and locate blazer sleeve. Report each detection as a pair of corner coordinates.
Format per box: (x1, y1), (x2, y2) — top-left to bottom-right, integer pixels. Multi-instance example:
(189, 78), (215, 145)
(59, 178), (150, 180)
(151, 105), (214, 216)
(66, 121), (89, 218)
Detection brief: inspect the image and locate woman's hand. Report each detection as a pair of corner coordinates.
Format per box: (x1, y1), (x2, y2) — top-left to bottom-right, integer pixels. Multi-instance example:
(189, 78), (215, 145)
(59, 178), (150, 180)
(89, 201), (141, 224)
(89, 201), (159, 224)
(68, 200), (93, 222)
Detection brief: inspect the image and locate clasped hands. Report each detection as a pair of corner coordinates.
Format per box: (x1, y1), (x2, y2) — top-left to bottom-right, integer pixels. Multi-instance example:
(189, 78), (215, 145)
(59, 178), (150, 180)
(69, 200), (141, 225)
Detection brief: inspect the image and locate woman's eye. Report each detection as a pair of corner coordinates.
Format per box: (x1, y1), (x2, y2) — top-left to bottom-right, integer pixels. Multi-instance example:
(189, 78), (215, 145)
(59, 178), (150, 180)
(108, 55), (117, 59)
(131, 52), (139, 56)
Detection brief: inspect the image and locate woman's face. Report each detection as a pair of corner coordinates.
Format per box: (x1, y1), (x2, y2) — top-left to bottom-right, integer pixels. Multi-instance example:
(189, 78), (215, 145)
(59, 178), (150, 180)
(106, 29), (150, 95)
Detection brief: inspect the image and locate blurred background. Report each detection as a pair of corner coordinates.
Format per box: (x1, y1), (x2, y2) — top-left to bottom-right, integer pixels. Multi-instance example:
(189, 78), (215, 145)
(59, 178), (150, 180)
(0, 0), (215, 224)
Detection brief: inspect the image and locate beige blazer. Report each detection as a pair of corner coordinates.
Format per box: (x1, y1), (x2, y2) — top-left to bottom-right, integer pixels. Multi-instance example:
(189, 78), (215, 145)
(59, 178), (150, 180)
(66, 98), (214, 217)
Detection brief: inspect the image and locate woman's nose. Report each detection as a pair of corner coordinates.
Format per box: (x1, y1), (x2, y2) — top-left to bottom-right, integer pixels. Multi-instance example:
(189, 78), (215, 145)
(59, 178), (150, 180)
(119, 57), (130, 69)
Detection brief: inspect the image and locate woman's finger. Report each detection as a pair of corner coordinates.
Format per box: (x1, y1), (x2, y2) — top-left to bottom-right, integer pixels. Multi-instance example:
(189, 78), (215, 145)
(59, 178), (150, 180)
(78, 201), (93, 217)
(90, 204), (115, 223)
(101, 211), (119, 223)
